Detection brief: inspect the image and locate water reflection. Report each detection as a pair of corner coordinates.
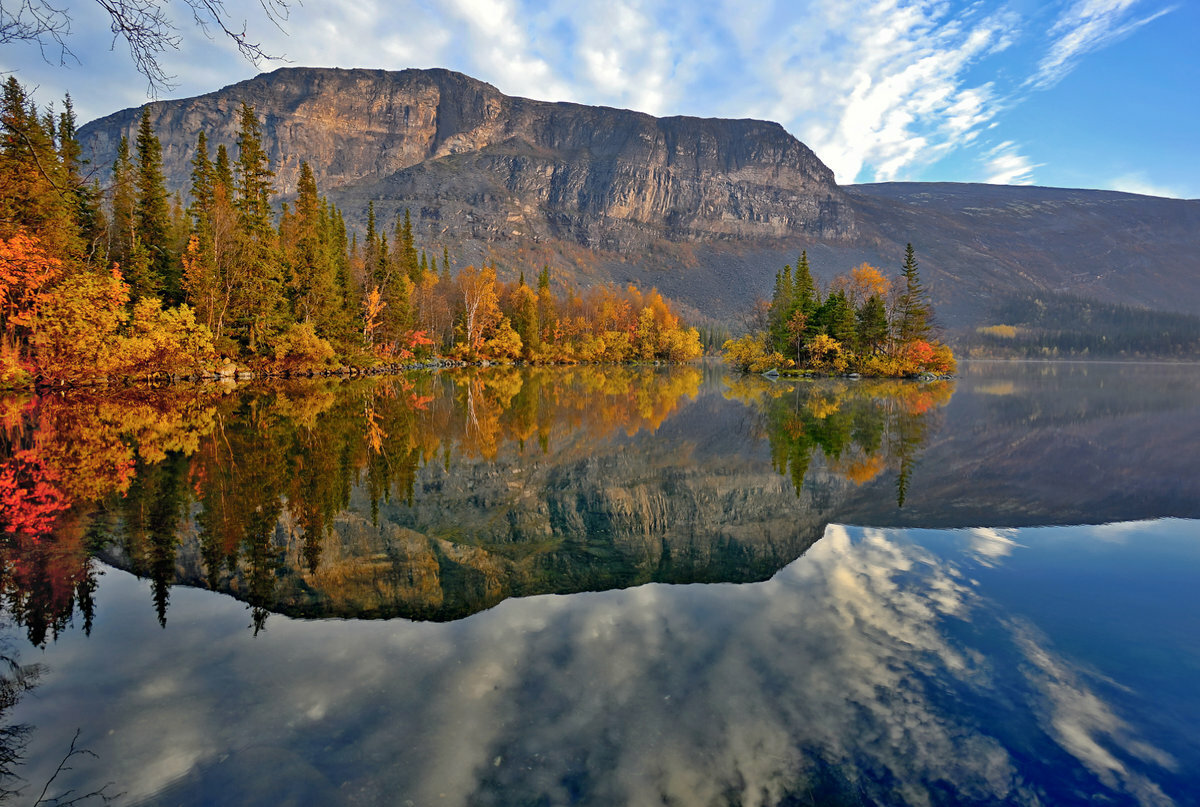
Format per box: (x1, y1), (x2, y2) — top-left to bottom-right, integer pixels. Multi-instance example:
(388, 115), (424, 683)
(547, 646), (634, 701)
(6, 362), (1200, 632)
(724, 375), (953, 503)
(8, 519), (1198, 806)
(7, 365), (955, 630)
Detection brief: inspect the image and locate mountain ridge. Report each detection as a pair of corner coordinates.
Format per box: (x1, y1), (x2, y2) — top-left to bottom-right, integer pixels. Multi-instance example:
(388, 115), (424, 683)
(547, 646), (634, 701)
(76, 66), (1200, 332)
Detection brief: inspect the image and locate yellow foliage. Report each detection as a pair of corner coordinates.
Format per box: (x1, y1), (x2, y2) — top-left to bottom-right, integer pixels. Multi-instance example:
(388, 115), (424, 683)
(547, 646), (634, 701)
(272, 322), (337, 370)
(978, 324), (1018, 338)
(807, 334), (848, 374)
(482, 317), (524, 362)
(124, 297), (216, 377)
(33, 268), (129, 380)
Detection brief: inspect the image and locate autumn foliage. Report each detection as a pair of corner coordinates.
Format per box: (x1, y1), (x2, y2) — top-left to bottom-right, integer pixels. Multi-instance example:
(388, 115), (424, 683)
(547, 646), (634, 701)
(1, 76), (700, 385)
(724, 248), (956, 377)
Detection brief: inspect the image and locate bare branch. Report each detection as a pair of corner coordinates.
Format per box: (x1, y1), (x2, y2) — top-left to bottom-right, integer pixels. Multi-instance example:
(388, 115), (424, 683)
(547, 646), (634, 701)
(0, 0), (292, 96)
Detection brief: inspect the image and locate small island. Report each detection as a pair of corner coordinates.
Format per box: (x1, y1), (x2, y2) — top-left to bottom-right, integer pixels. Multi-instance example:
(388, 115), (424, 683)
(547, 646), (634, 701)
(723, 247), (956, 378)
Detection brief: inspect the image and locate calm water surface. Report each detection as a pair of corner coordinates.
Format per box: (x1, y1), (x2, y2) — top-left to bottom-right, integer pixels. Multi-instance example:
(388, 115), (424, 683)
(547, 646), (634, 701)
(1, 361), (1198, 806)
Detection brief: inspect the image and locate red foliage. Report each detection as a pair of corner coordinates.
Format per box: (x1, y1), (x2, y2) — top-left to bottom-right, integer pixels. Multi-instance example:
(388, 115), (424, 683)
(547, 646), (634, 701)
(0, 449), (71, 538)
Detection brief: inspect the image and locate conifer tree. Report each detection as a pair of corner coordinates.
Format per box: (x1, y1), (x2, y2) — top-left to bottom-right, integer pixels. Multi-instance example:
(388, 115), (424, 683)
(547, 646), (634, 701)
(793, 252), (817, 318)
(768, 264), (795, 353)
(108, 136), (146, 280)
(895, 243), (931, 344)
(0, 77), (80, 257)
(231, 102), (284, 351)
(134, 106), (174, 301)
(856, 294), (889, 355)
(57, 94), (103, 259)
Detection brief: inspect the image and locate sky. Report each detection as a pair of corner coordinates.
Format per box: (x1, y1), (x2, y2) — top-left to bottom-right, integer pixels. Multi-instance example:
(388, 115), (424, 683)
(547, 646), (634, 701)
(2, 0), (1197, 198)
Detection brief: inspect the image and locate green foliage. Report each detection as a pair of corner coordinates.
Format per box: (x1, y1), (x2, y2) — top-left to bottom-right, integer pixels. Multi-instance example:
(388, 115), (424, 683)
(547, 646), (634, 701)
(727, 247), (955, 378)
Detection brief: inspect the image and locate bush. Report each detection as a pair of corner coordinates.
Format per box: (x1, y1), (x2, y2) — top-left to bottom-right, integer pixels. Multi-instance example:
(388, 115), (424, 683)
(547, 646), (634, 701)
(271, 322), (337, 372)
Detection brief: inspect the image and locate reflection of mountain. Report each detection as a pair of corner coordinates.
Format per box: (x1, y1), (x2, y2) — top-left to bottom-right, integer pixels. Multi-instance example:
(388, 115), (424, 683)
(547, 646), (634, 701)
(5, 362), (1200, 630)
(846, 361), (1200, 528)
(13, 520), (1198, 806)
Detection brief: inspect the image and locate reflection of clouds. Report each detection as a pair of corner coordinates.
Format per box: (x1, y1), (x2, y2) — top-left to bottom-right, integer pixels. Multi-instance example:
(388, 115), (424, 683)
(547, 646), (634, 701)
(968, 527), (1022, 566)
(1015, 624), (1177, 807)
(10, 523), (1187, 806)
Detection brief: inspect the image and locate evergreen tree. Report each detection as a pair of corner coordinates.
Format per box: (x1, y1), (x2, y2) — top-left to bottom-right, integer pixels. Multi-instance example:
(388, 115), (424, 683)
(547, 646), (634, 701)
(189, 131), (214, 227)
(0, 77), (80, 257)
(793, 251), (817, 318)
(57, 94), (103, 260)
(364, 202), (380, 286)
(856, 294), (889, 355)
(231, 102), (284, 351)
(108, 136), (149, 284)
(768, 264), (795, 353)
(395, 208), (419, 282)
(816, 289), (856, 345)
(134, 106), (174, 301)
(214, 143), (234, 192)
(895, 243), (931, 344)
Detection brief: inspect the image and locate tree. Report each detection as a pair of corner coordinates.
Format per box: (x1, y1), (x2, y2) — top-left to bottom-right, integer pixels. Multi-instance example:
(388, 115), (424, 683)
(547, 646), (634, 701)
(107, 135), (143, 279)
(895, 243), (932, 345)
(2, 0), (292, 95)
(0, 77), (81, 258)
(279, 161), (338, 333)
(133, 106), (174, 301)
(456, 264), (500, 355)
(856, 293), (889, 355)
(229, 101), (284, 351)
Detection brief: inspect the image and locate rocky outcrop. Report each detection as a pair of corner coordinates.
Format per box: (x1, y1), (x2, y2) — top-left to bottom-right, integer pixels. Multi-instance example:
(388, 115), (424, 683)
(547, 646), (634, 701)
(76, 67), (1200, 329)
(77, 66), (855, 253)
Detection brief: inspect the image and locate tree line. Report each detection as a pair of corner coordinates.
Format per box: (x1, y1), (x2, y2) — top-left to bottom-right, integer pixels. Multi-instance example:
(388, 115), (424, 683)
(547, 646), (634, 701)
(0, 78), (701, 387)
(723, 247), (955, 376)
(966, 291), (1200, 359)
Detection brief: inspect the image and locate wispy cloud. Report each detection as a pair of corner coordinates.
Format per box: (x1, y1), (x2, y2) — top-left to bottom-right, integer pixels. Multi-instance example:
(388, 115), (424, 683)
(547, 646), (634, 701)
(1030, 0), (1176, 90)
(2, 0), (1181, 192)
(1109, 172), (1185, 199)
(983, 141), (1040, 184)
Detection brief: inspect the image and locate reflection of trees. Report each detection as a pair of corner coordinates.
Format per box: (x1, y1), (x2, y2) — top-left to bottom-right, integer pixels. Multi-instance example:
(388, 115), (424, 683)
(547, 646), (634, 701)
(1, 390), (215, 643)
(0, 366), (704, 632)
(727, 376), (953, 503)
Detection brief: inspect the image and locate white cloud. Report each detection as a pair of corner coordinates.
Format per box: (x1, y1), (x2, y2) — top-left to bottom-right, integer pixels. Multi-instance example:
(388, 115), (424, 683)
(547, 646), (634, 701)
(1030, 0), (1176, 90)
(983, 140), (1040, 185)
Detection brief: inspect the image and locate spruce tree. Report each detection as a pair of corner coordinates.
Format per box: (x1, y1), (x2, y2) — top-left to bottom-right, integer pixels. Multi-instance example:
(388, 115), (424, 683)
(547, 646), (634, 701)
(57, 94), (103, 258)
(108, 136), (144, 280)
(895, 243), (932, 344)
(134, 106), (174, 301)
(768, 264), (795, 353)
(793, 251), (817, 317)
(856, 294), (889, 355)
(231, 102), (284, 351)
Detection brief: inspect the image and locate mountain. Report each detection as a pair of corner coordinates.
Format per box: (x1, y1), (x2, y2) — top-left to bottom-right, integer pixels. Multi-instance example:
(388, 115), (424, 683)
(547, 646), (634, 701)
(76, 66), (1200, 332)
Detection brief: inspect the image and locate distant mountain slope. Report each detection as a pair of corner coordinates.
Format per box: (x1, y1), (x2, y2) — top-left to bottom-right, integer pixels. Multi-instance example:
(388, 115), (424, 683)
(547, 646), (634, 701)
(76, 67), (1200, 332)
(847, 183), (1200, 323)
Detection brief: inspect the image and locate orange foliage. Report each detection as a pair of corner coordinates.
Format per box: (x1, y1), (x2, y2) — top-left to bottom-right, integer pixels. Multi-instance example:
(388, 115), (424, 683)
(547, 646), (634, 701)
(0, 230), (63, 331)
(0, 449), (71, 537)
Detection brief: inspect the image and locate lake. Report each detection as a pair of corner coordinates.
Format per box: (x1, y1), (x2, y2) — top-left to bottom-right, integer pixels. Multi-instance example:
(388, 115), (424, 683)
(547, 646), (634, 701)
(1, 361), (1198, 806)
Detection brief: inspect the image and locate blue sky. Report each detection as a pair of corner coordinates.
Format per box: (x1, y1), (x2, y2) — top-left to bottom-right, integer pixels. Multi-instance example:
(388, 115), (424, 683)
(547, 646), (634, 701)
(3, 0), (1196, 197)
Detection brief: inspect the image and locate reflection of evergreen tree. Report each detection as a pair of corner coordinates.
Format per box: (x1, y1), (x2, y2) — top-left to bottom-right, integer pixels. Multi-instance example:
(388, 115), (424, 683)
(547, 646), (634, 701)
(892, 404), (930, 508)
(122, 451), (190, 627)
(755, 379), (950, 500)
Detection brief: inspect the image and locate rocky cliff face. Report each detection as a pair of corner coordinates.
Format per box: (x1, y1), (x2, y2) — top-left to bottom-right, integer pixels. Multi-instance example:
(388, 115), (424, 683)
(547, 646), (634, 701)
(77, 66), (855, 252)
(76, 67), (1200, 329)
